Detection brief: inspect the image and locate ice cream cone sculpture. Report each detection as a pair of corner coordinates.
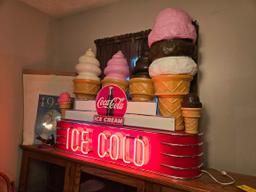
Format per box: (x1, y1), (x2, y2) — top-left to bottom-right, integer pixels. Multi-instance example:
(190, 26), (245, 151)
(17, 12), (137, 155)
(148, 8), (198, 130)
(148, 8), (197, 48)
(182, 108), (201, 134)
(58, 92), (72, 118)
(74, 48), (101, 100)
(181, 94), (202, 134)
(101, 79), (128, 91)
(152, 74), (193, 130)
(73, 79), (100, 100)
(102, 51), (129, 91)
(129, 52), (154, 101)
(129, 77), (154, 101)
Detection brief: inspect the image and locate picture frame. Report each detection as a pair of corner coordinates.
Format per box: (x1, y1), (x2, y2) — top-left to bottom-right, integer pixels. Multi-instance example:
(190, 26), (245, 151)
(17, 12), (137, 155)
(34, 94), (60, 145)
(22, 70), (75, 145)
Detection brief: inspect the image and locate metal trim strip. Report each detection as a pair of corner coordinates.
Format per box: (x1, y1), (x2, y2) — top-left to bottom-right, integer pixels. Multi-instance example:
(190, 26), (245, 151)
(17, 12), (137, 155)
(160, 152), (203, 158)
(161, 142), (203, 147)
(160, 163), (203, 170)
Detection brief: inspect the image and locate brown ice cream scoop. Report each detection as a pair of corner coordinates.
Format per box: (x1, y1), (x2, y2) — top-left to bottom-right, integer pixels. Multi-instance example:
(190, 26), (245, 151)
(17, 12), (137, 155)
(132, 51), (151, 78)
(182, 93), (202, 108)
(149, 39), (196, 62)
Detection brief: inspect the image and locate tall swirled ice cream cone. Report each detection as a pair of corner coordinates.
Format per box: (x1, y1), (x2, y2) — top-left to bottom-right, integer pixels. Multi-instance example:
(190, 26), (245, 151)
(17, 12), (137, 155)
(74, 48), (101, 100)
(102, 51), (129, 91)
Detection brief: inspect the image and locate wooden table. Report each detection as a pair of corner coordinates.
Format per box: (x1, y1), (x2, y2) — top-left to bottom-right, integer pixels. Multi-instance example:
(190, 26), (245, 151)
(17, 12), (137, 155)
(19, 145), (256, 192)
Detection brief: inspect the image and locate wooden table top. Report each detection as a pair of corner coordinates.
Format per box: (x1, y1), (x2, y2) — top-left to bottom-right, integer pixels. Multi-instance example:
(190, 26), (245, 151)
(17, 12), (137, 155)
(21, 145), (256, 192)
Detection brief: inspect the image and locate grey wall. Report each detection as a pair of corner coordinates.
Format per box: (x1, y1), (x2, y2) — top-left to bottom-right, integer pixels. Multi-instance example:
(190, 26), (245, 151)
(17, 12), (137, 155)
(53, 0), (256, 175)
(0, 0), (55, 183)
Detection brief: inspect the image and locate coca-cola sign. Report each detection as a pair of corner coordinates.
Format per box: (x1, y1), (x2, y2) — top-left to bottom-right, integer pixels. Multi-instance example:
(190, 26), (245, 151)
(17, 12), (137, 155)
(96, 85), (127, 117)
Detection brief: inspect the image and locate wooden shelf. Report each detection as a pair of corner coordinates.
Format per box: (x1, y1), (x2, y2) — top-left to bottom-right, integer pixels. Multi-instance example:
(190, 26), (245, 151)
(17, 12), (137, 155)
(19, 145), (256, 192)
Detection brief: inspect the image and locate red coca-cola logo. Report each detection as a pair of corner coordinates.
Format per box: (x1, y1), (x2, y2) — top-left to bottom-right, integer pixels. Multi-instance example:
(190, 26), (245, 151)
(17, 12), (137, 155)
(96, 85), (127, 117)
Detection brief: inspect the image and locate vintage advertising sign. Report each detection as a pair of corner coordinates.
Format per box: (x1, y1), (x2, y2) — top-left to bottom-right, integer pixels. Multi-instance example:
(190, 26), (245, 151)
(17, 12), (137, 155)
(94, 85), (127, 125)
(56, 120), (203, 179)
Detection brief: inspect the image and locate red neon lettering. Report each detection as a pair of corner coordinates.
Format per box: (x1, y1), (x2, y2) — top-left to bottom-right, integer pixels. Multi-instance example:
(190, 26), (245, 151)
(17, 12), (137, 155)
(66, 128), (70, 150)
(71, 129), (80, 152)
(117, 133), (124, 160)
(109, 134), (120, 160)
(133, 138), (148, 167)
(122, 136), (131, 164)
(66, 128), (91, 154)
(81, 131), (89, 154)
(97, 132), (108, 158)
(66, 127), (149, 167)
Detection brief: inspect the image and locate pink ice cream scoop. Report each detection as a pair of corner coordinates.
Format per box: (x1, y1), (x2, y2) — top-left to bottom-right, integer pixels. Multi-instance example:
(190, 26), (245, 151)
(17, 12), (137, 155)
(58, 92), (71, 104)
(148, 8), (197, 47)
(104, 51), (129, 81)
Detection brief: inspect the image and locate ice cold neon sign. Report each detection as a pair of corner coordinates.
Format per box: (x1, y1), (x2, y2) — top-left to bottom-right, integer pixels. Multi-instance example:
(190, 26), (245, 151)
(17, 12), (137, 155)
(57, 121), (203, 179)
(65, 127), (149, 167)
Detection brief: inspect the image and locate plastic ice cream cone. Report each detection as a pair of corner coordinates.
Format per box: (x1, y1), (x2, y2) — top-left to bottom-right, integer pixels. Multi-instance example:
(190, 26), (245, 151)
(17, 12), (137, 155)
(102, 51), (129, 91)
(59, 102), (71, 118)
(152, 74), (193, 130)
(58, 92), (72, 118)
(129, 77), (154, 101)
(158, 95), (184, 130)
(74, 48), (101, 100)
(73, 79), (100, 100)
(101, 78), (128, 91)
(152, 74), (193, 96)
(182, 108), (201, 134)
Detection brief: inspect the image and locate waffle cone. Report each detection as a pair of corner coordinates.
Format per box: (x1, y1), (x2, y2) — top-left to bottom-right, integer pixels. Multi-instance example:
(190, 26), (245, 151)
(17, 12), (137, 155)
(101, 79), (128, 91)
(73, 79), (100, 100)
(182, 108), (201, 134)
(59, 102), (71, 118)
(152, 74), (193, 96)
(129, 77), (154, 101)
(158, 95), (184, 130)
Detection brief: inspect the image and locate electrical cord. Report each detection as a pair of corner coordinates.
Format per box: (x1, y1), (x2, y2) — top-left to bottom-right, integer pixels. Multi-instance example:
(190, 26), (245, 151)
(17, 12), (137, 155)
(201, 169), (236, 186)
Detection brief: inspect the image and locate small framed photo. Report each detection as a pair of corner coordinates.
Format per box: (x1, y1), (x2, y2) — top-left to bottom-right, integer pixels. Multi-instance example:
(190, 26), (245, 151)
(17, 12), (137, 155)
(34, 95), (60, 145)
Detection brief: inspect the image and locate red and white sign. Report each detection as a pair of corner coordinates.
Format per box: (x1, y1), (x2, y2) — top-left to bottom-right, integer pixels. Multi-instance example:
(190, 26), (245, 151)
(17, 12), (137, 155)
(96, 85), (127, 117)
(56, 120), (203, 179)
(94, 85), (127, 125)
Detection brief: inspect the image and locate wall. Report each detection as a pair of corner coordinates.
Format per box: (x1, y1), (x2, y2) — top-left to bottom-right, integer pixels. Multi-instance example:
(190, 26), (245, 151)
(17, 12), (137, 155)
(0, 0), (55, 183)
(54, 0), (256, 176)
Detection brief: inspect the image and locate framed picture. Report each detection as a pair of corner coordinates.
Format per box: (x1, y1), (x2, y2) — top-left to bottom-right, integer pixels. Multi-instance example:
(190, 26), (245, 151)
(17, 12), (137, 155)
(34, 94), (60, 145)
(23, 70), (75, 145)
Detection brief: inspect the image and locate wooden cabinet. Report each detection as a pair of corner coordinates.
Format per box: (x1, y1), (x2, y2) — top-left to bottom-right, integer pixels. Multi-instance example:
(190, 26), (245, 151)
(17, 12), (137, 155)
(19, 148), (73, 192)
(18, 145), (256, 192)
(74, 164), (145, 192)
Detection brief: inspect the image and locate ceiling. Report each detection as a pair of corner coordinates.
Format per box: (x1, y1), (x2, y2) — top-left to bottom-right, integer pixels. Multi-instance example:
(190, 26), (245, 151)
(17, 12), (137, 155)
(19, 0), (121, 17)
